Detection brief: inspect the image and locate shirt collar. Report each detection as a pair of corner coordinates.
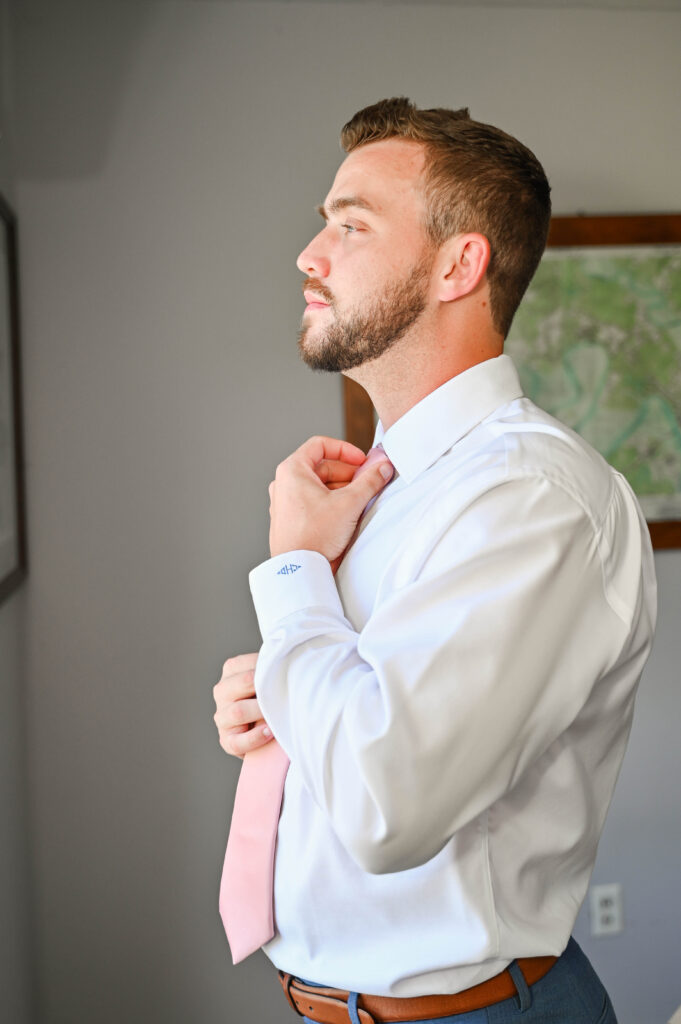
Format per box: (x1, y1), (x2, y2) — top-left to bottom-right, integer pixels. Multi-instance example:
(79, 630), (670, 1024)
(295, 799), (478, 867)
(374, 354), (524, 485)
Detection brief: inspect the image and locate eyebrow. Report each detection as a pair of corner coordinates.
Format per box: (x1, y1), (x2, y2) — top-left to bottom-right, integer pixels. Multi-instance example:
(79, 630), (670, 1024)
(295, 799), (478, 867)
(316, 195), (378, 220)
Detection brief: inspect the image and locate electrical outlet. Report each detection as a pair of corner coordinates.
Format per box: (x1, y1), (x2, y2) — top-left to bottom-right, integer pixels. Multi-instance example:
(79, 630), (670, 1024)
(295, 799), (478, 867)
(589, 883), (624, 936)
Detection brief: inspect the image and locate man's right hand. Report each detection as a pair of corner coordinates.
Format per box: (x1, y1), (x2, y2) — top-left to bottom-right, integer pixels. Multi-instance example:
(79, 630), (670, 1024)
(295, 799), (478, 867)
(213, 653), (273, 758)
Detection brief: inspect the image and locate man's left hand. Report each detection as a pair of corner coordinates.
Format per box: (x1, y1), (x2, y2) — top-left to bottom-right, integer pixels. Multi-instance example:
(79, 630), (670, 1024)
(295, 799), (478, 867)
(269, 436), (393, 566)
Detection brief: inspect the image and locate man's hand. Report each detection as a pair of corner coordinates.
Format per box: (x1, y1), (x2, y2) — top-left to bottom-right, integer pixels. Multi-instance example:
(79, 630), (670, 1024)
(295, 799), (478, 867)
(269, 436), (394, 565)
(213, 653), (273, 758)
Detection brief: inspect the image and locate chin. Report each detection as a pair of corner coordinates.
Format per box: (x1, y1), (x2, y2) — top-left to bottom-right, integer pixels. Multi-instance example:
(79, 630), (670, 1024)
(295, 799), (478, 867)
(298, 328), (324, 364)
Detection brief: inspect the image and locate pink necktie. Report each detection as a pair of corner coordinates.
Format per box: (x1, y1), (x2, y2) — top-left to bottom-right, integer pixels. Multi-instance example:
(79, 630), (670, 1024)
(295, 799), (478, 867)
(219, 739), (290, 963)
(219, 446), (389, 964)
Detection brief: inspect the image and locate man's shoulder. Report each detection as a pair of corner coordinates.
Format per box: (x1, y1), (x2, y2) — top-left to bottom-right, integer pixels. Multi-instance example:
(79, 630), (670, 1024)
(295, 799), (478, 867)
(471, 396), (617, 529)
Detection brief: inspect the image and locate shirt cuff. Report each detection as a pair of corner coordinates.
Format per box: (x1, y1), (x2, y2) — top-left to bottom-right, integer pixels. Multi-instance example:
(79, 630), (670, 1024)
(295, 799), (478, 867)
(248, 550), (345, 637)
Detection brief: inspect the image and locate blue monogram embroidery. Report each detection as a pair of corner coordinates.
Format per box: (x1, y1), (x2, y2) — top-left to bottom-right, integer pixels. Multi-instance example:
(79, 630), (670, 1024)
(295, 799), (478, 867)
(277, 563), (302, 576)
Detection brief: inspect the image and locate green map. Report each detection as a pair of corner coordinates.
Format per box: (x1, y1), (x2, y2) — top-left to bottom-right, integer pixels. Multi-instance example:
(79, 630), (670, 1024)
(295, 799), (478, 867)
(506, 245), (681, 521)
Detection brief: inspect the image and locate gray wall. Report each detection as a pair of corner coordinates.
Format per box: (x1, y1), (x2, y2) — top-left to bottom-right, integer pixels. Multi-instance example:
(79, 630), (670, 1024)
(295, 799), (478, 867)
(6, 1), (681, 1022)
(0, 0), (34, 1019)
(0, 599), (33, 1024)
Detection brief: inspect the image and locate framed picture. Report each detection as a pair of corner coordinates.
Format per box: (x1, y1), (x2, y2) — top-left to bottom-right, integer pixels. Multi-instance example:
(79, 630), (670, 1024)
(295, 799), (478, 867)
(342, 214), (681, 550)
(0, 193), (28, 604)
(507, 214), (681, 550)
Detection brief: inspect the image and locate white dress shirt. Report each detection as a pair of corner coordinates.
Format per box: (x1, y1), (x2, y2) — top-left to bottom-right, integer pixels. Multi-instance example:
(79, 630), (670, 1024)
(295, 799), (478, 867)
(248, 354), (657, 997)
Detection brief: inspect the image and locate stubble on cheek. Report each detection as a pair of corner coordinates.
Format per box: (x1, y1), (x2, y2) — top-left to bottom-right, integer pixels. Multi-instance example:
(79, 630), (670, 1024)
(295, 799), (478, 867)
(297, 256), (432, 373)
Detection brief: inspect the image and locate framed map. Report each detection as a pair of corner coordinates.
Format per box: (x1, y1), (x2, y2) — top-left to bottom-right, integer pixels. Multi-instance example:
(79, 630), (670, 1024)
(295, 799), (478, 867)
(506, 215), (681, 550)
(343, 214), (681, 550)
(0, 193), (27, 604)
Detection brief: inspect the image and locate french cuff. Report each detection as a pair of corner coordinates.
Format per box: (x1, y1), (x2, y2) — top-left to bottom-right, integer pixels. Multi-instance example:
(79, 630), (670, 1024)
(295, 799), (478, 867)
(248, 550), (345, 637)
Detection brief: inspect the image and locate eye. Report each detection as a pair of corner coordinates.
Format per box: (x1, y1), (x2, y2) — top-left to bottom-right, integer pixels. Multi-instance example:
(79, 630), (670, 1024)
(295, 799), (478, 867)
(341, 223), (359, 234)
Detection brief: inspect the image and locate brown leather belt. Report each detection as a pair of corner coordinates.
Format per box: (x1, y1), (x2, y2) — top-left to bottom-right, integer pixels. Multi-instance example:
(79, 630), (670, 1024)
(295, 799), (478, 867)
(279, 956), (558, 1022)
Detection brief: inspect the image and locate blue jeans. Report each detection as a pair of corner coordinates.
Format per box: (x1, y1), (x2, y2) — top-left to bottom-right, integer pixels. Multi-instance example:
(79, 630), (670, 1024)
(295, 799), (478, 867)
(301, 938), (617, 1023)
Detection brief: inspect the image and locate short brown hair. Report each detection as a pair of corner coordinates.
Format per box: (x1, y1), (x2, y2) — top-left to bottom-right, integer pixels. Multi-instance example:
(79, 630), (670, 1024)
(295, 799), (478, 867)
(341, 97), (551, 337)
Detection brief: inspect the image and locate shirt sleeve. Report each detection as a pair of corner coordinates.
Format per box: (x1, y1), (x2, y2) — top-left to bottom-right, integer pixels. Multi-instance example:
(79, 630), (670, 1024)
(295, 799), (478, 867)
(249, 474), (632, 875)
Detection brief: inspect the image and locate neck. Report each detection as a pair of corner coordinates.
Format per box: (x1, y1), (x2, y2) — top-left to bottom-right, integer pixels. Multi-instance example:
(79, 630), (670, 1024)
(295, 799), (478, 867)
(345, 318), (504, 431)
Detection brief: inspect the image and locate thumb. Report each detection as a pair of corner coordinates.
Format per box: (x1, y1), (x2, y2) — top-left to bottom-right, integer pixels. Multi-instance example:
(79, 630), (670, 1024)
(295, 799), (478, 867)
(349, 451), (394, 506)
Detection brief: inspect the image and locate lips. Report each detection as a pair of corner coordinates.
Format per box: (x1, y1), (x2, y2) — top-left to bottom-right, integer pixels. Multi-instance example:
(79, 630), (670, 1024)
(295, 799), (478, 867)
(302, 278), (334, 309)
(303, 290), (330, 309)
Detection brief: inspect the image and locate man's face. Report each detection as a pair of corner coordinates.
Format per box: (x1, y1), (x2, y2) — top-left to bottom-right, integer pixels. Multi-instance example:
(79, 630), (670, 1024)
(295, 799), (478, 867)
(296, 139), (435, 372)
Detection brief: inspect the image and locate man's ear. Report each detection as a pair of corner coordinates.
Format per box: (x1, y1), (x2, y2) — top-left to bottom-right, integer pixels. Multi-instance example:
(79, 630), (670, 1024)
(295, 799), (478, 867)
(435, 233), (491, 303)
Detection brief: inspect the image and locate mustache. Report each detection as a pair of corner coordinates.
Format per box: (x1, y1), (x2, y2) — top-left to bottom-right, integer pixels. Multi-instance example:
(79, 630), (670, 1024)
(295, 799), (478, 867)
(302, 278), (335, 305)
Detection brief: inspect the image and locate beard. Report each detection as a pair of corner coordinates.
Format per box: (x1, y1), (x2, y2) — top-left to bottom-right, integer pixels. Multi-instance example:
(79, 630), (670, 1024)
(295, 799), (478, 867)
(298, 255), (434, 373)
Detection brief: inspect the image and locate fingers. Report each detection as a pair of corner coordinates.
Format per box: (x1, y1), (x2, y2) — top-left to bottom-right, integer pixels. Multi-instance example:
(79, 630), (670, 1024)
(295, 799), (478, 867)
(214, 653), (273, 759)
(219, 719), (273, 759)
(214, 696), (262, 730)
(268, 437), (390, 563)
(350, 450), (394, 499)
(315, 459), (358, 486)
(221, 652), (258, 677)
(351, 446), (392, 481)
(295, 435), (367, 469)
(271, 439), (375, 499)
(214, 669), (255, 706)
(317, 447), (393, 490)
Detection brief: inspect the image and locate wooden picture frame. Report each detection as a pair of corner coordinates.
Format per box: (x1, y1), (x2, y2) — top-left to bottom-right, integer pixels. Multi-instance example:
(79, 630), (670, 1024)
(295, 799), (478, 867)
(342, 214), (681, 550)
(0, 193), (28, 604)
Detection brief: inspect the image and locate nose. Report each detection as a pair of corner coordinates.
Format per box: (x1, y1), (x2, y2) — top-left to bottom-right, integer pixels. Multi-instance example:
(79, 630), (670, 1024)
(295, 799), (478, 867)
(296, 230), (331, 278)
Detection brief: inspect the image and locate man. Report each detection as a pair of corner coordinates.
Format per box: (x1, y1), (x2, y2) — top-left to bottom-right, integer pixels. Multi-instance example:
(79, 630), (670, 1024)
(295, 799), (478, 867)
(214, 98), (656, 1023)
